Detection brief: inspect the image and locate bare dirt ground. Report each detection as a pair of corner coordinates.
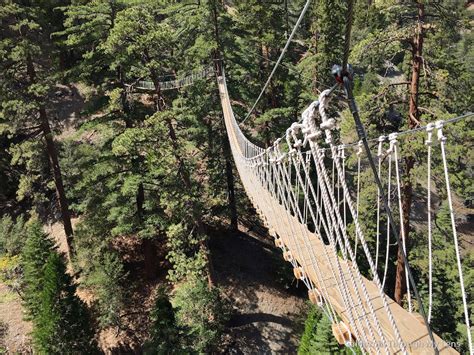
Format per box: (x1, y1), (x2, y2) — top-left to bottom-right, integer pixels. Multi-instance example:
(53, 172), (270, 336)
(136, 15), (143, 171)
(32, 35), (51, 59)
(0, 284), (32, 353)
(211, 226), (307, 354)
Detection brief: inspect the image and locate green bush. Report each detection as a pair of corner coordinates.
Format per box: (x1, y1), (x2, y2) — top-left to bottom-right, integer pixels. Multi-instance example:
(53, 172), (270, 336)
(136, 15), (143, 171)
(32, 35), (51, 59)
(144, 287), (181, 354)
(0, 215), (27, 256)
(173, 278), (230, 353)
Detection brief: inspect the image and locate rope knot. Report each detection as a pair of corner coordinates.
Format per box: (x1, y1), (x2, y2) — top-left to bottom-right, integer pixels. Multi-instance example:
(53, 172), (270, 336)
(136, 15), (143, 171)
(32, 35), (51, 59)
(435, 120), (446, 142)
(302, 101), (321, 144)
(387, 133), (398, 153)
(307, 130), (322, 142)
(356, 141), (363, 157)
(425, 122), (435, 146)
(293, 140), (303, 148)
(291, 122), (302, 133)
(377, 135), (386, 157)
(318, 89), (336, 131)
(338, 145), (346, 159)
(320, 118), (337, 131)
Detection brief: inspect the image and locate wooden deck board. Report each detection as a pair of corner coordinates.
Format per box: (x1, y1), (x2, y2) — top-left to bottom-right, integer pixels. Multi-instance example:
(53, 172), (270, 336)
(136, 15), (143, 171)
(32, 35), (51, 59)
(218, 77), (457, 355)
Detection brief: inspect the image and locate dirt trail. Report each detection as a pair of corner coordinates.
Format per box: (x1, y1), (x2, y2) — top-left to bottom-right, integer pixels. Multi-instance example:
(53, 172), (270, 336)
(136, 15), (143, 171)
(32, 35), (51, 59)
(212, 227), (307, 354)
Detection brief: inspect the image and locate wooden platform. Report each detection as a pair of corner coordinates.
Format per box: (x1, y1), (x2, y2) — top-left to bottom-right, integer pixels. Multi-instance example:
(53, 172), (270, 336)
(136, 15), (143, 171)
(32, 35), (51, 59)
(217, 76), (458, 355)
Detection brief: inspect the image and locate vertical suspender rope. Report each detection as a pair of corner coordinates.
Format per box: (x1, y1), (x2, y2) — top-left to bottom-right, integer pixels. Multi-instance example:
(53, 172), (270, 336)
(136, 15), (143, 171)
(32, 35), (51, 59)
(382, 138), (393, 290)
(341, 146), (347, 227)
(425, 123), (434, 323)
(375, 136), (386, 272)
(436, 120), (473, 354)
(389, 133), (412, 313)
(354, 141), (363, 258)
(342, 75), (439, 354)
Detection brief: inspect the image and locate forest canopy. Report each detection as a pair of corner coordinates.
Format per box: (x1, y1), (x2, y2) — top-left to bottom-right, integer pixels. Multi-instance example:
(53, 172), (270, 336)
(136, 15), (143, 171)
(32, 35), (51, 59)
(0, 0), (472, 353)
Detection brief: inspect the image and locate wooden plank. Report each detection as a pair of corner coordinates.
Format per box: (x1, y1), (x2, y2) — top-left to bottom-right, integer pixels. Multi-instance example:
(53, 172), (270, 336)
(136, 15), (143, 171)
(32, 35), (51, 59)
(217, 77), (458, 355)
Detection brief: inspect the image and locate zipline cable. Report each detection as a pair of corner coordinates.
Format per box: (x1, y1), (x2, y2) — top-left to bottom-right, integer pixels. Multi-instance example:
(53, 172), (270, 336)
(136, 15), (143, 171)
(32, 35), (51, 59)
(342, 0), (355, 71)
(241, 0), (312, 125)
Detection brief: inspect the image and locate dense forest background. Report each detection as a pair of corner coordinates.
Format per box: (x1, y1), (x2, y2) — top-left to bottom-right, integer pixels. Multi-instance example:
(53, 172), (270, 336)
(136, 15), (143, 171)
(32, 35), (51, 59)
(0, 0), (472, 353)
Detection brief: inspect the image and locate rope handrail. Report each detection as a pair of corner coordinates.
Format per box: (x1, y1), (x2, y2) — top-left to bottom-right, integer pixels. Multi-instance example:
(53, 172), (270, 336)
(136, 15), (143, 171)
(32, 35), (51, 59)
(339, 112), (473, 150)
(126, 65), (214, 91)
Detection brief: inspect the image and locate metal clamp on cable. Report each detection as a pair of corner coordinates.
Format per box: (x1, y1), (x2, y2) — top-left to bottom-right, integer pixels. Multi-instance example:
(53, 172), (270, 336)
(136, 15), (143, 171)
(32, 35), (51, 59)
(332, 64), (354, 84)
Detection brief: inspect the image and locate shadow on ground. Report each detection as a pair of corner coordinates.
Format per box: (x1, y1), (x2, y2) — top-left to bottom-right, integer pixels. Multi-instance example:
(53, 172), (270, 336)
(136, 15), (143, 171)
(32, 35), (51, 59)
(210, 227), (308, 354)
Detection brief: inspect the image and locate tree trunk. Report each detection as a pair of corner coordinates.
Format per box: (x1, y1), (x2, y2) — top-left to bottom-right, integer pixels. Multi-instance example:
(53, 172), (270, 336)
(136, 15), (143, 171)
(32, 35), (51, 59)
(394, 2), (424, 306)
(26, 54), (74, 258)
(40, 108), (74, 257)
(143, 237), (157, 280)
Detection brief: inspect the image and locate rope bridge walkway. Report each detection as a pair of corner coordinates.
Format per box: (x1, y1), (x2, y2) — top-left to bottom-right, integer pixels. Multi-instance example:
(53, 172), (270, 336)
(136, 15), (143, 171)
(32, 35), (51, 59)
(125, 65), (214, 91)
(218, 70), (472, 354)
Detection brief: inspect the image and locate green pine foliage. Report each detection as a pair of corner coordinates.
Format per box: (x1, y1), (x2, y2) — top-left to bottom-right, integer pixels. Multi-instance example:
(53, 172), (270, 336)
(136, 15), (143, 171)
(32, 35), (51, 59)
(298, 304), (323, 354)
(173, 278), (230, 353)
(298, 305), (360, 354)
(21, 219), (56, 319)
(80, 250), (126, 329)
(0, 215), (27, 256)
(144, 287), (181, 354)
(32, 252), (97, 354)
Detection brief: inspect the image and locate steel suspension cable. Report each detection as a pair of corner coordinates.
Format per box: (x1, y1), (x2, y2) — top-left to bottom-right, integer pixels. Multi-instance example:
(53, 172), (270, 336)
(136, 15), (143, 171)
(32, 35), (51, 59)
(241, 0), (312, 124)
(342, 0), (355, 71)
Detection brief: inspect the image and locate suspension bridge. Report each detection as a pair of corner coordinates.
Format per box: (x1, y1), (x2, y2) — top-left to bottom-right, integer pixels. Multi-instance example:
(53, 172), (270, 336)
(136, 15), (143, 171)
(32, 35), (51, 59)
(210, 1), (472, 352)
(126, 1), (473, 353)
(217, 67), (472, 354)
(128, 57), (473, 355)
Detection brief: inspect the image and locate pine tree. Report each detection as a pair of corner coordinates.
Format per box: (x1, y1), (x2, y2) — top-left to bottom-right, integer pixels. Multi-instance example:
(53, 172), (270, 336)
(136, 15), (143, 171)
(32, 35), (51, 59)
(32, 252), (98, 354)
(0, 1), (74, 256)
(310, 314), (342, 353)
(298, 305), (323, 354)
(298, 305), (359, 354)
(21, 219), (56, 318)
(144, 287), (181, 354)
(173, 278), (230, 353)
